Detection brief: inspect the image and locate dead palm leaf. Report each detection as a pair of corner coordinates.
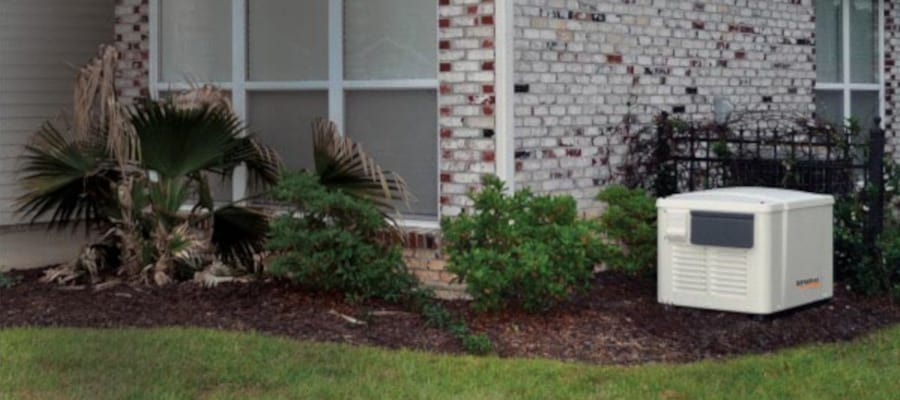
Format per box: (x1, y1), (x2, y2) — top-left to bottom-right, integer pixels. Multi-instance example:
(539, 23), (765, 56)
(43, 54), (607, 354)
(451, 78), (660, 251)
(172, 84), (233, 112)
(311, 118), (410, 211)
(72, 45), (139, 166)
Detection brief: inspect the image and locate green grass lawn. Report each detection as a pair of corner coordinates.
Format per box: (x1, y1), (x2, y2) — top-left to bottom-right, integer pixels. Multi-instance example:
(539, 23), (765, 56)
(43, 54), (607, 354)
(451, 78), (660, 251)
(1, 326), (898, 400)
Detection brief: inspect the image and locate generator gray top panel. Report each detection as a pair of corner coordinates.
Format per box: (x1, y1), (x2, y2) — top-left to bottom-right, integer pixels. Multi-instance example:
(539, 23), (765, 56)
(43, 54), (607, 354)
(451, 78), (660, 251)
(690, 211), (754, 249)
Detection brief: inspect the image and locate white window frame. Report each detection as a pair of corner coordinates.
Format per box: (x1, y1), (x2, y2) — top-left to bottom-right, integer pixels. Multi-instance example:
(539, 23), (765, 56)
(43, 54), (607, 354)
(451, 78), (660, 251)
(148, 0), (441, 224)
(814, 0), (885, 128)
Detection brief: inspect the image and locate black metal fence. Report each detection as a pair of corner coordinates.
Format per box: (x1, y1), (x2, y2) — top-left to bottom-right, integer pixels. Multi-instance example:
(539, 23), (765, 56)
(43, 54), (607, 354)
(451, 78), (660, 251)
(653, 112), (887, 249)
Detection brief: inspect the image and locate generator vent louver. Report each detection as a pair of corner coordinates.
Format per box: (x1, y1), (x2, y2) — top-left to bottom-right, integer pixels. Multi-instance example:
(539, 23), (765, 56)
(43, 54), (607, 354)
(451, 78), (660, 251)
(672, 244), (749, 296)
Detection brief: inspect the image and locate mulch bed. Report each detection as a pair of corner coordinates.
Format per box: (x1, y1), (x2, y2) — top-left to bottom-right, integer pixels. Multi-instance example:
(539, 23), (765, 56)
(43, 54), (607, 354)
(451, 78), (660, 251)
(2, 268), (898, 365)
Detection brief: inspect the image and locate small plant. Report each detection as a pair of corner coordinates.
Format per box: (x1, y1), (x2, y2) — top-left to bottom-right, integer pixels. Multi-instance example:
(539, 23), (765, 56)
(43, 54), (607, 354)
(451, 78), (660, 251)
(460, 332), (493, 355)
(267, 171), (419, 302)
(419, 300), (492, 355)
(0, 271), (20, 288)
(419, 301), (455, 329)
(442, 176), (602, 312)
(596, 185), (657, 277)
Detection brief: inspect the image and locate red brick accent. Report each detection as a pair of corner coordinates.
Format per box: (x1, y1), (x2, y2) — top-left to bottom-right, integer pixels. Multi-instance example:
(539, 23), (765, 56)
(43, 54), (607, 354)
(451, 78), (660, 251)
(114, 0), (150, 104)
(438, 0), (497, 216)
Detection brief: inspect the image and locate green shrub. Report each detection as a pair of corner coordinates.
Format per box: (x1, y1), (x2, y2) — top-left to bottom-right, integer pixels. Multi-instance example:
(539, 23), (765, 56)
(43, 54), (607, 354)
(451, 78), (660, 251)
(877, 226), (900, 300)
(420, 301), (454, 329)
(461, 333), (493, 355)
(833, 159), (900, 298)
(442, 176), (602, 312)
(596, 185), (657, 277)
(0, 271), (20, 289)
(833, 196), (869, 289)
(267, 171), (419, 303)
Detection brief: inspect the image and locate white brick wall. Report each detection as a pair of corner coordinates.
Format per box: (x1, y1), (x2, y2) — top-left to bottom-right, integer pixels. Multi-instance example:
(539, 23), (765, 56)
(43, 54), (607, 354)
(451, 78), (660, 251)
(513, 0), (817, 213)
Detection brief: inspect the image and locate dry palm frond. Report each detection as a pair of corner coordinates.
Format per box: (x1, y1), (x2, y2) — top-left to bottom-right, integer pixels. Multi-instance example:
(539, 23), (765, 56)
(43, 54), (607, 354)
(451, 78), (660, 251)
(193, 261), (253, 288)
(156, 223), (209, 265)
(72, 45), (139, 166)
(40, 245), (105, 285)
(311, 118), (410, 210)
(172, 84), (232, 112)
(41, 263), (83, 285)
(147, 222), (210, 286)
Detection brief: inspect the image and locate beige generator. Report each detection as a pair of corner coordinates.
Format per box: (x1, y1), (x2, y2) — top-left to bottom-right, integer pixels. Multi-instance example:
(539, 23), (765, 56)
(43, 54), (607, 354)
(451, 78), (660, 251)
(657, 187), (834, 314)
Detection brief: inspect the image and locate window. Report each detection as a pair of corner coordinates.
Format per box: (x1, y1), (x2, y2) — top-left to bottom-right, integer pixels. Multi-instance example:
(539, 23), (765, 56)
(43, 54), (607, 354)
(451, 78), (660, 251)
(815, 0), (884, 133)
(151, 0), (439, 217)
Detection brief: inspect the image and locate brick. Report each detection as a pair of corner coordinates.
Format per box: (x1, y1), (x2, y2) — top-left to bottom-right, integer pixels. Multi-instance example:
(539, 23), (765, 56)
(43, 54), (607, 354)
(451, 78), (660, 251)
(513, 0), (818, 214)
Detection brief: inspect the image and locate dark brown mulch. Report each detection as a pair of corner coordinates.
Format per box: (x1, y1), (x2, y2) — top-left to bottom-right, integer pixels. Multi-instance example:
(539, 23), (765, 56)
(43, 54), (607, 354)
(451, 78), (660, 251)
(1, 268), (898, 365)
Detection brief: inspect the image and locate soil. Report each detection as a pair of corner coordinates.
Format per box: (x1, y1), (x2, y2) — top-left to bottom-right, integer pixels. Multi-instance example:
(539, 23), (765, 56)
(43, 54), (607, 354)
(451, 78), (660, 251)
(2, 268), (898, 365)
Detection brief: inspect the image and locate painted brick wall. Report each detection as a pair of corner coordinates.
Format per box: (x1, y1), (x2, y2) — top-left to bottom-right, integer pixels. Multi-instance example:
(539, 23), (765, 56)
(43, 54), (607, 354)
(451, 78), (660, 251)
(513, 0), (817, 213)
(438, 0), (498, 216)
(114, 0), (149, 103)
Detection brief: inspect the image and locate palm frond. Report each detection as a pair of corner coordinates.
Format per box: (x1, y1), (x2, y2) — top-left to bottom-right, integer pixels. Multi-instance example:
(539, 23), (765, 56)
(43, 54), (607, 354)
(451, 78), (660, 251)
(144, 177), (193, 229)
(17, 123), (118, 230)
(311, 118), (410, 211)
(129, 101), (246, 178)
(212, 205), (269, 272)
(73, 45), (139, 166)
(224, 136), (283, 190)
(172, 84), (232, 112)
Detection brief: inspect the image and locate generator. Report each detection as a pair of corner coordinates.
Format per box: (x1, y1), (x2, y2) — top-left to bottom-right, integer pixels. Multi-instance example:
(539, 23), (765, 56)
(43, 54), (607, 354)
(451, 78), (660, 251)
(657, 187), (834, 314)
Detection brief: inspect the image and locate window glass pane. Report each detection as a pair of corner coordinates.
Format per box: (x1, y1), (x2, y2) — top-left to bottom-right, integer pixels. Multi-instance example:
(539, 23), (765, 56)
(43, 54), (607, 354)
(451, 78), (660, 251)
(850, 0), (878, 83)
(815, 90), (844, 125)
(248, 0), (328, 81)
(346, 90), (438, 216)
(247, 91), (327, 173)
(344, 0), (437, 80)
(815, 0), (843, 83)
(850, 90), (879, 133)
(207, 175), (234, 203)
(160, 0), (232, 82)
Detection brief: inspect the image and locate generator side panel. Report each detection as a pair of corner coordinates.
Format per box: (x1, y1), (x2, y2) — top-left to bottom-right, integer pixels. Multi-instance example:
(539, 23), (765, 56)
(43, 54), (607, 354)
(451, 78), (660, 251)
(781, 205), (834, 309)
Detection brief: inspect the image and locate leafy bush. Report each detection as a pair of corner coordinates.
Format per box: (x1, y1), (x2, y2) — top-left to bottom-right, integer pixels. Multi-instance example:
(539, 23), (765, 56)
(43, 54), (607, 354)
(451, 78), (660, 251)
(596, 185), (657, 276)
(442, 176), (602, 312)
(267, 171), (419, 302)
(876, 226), (900, 299)
(833, 196), (868, 288)
(460, 332), (493, 355)
(832, 157), (900, 298)
(0, 271), (20, 289)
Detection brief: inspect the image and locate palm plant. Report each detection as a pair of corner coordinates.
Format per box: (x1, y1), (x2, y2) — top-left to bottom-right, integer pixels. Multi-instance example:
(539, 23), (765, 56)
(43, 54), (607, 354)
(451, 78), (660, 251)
(18, 46), (281, 285)
(20, 46), (412, 286)
(311, 118), (409, 217)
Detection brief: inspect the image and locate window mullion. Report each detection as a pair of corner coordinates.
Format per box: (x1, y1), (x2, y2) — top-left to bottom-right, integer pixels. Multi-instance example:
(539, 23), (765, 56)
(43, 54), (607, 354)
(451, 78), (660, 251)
(842, 0), (851, 123)
(878, 0), (885, 127)
(149, 0), (160, 99)
(328, 0), (345, 134)
(232, 0), (248, 202)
